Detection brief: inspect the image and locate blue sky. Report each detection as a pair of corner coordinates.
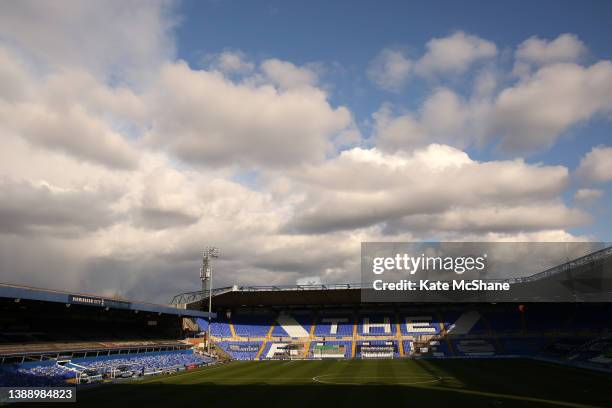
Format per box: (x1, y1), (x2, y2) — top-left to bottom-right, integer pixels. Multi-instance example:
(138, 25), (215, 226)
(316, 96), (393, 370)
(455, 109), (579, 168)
(0, 1), (611, 300)
(176, 0), (612, 239)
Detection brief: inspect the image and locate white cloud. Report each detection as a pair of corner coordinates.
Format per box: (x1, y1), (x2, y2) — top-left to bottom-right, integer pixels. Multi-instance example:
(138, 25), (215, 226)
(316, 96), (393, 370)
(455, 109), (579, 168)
(420, 88), (472, 143)
(368, 32), (497, 90)
(372, 104), (425, 150)
(0, 5), (602, 303)
(145, 61), (353, 168)
(367, 49), (413, 91)
(284, 145), (577, 234)
(493, 62), (612, 153)
(132, 166), (203, 229)
(209, 51), (254, 74)
(574, 188), (604, 204)
(576, 146), (612, 183)
(415, 31), (497, 76)
(0, 0), (177, 83)
(516, 33), (587, 67)
(375, 60), (612, 155)
(373, 88), (491, 151)
(386, 204), (589, 235)
(0, 103), (139, 169)
(0, 47), (142, 169)
(0, 47), (32, 102)
(260, 59), (319, 89)
(0, 178), (119, 236)
(473, 69), (498, 97)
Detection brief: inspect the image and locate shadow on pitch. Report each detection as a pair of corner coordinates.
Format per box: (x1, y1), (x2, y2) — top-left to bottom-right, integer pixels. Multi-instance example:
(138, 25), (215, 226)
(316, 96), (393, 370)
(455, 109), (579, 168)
(52, 380), (608, 408)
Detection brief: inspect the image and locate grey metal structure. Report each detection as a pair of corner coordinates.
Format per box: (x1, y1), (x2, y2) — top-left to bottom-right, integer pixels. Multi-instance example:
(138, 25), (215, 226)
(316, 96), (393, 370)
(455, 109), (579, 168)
(0, 283), (213, 318)
(171, 245), (612, 305)
(170, 283), (365, 305)
(200, 246), (219, 353)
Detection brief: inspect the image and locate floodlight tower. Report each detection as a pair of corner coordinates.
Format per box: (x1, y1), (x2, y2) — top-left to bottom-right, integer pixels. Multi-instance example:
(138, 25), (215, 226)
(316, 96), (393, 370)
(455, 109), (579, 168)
(200, 246), (220, 354)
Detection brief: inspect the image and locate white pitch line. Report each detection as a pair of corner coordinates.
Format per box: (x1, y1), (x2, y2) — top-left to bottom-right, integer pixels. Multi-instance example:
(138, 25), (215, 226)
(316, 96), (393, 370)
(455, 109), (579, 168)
(311, 374), (443, 386)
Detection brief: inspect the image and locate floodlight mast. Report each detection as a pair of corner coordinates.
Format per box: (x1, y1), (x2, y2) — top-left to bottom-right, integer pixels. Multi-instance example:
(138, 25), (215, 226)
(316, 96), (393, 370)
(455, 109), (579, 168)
(200, 246), (219, 354)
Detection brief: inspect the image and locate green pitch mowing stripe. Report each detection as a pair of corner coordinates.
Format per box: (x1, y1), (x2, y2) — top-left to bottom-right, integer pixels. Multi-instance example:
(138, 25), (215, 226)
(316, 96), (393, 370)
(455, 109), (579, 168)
(67, 359), (612, 408)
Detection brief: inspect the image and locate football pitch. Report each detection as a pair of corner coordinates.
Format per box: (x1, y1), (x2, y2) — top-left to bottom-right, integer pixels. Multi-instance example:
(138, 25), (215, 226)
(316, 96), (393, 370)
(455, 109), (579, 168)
(75, 359), (611, 407)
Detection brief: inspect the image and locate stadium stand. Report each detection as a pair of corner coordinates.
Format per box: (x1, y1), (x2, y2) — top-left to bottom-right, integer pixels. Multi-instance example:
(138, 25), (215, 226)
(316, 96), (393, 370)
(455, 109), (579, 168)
(356, 340), (398, 358)
(216, 341), (262, 360)
(1, 246), (610, 387)
(186, 302), (611, 372)
(0, 283), (216, 386)
(0, 350), (212, 386)
(310, 341), (352, 359)
(315, 315), (353, 338)
(358, 313), (396, 336)
(399, 314), (442, 335)
(272, 312), (312, 338)
(232, 314), (273, 338)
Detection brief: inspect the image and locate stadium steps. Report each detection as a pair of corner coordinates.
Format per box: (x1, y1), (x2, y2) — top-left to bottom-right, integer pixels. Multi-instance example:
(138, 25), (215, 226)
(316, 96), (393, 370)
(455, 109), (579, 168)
(447, 310), (481, 335)
(213, 343), (233, 361)
(351, 314), (358, 357)
(229, 319), (237, 339)
(478, 311), (495, 337)
(255, 322), (276, 360)
(395, 312), (405, 356)
(304, 318), (316, 357)
(63, 361), (86, 372)
(437, 311), (455, 356)
(479, 312), (506, 353)
(276, 313), (309, 337)
(309, 318), (316, 339)
(254, 340), (267, 360)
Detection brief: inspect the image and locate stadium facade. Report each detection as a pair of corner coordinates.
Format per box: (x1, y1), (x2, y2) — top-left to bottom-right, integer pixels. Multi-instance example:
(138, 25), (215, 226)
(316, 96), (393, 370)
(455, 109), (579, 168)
(176, 247), (612, 369)
(0, 246), (610, 388)
(0, 283), (215, 386)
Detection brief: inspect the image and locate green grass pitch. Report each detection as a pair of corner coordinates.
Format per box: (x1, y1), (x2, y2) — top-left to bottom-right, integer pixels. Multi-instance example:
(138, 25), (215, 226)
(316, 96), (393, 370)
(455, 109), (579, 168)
(73, 359), (611, 407)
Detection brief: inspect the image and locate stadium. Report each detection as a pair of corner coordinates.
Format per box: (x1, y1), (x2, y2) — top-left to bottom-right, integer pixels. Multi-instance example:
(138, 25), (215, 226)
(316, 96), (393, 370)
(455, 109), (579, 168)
(1, 246), (611, 407)
(2, 1), (612, 407)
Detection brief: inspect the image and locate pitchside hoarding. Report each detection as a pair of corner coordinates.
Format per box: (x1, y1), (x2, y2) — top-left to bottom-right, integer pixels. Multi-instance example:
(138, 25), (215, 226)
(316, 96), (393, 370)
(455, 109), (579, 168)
(361, 242), (612, 302)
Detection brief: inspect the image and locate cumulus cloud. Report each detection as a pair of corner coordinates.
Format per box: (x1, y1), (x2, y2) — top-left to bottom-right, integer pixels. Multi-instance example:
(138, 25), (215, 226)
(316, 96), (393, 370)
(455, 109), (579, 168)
(374, 60), (612, 155)
(576, 146), (612, 183)
(284, 145), (577, 234)
(145, 61), (353, 168)
(0, 0), (177, 82)
(369, 32), (611, 156)
(208, 51), (254, 74)
(132, 167), (203, 230)
(0, 47), (142, 169)
(260, 59), (319, 89)
(574, 188), (604, 204)
(0, 4), (603, 303)
(368, 32), (496, 90)
(373, 88), (491, 151)
(0, 47), (32, 102)
(367, 49), (413, 92)
(516, 33), (587, 67)
(493, 62), (612, 153)
(385, 204), (589, 236)
(415, 31), (497, 76)
(0, 103), (139, 169)
(372, 105), (425, 149)
(0, 178), (119, 236)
